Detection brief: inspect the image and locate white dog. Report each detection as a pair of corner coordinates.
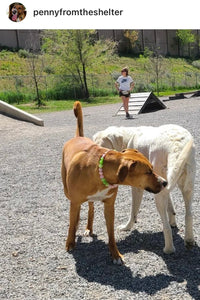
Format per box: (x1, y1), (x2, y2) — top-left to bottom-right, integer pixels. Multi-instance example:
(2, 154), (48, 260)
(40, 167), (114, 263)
(93, 124), (196, 254)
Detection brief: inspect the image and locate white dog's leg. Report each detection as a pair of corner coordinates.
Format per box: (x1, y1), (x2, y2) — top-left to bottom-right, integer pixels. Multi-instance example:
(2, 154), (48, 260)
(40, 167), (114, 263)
(167, 195), (177, 228)
(155, 192), (175, 254)
(181, 189), (195, 249)
(118, 188), (143, 231)
(177, 161), (196, 249)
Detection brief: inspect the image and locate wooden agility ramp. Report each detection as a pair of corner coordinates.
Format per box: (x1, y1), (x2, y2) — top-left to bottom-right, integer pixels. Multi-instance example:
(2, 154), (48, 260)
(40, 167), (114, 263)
(115, 92), (167, 116)
(169, 90), (200, 100)
(0, 100), (44, 126)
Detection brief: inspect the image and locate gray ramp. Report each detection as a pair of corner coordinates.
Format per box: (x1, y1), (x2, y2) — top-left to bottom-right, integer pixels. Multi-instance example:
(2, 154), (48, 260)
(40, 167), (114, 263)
(0, 100), (44, 126)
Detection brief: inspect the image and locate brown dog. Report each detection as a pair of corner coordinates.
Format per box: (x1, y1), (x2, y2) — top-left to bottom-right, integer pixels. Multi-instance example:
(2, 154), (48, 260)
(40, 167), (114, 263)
(9, 3), (26, 22)
(61, 101), (167, 264)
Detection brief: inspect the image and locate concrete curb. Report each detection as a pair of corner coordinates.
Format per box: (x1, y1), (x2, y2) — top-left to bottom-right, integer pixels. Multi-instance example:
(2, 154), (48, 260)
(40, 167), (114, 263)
(0, 100), (44, 126)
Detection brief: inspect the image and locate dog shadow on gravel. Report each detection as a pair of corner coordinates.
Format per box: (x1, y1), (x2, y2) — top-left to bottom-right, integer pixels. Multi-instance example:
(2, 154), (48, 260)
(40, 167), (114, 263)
(70, 230), (200, 299)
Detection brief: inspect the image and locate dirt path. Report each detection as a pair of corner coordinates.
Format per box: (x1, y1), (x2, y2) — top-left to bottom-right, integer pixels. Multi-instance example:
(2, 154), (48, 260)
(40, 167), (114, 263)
(0, 98), (200, 299)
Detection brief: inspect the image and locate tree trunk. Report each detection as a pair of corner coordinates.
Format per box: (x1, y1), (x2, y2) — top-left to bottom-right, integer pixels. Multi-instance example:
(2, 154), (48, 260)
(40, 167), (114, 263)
(82, 63), (89, 99)
(32, 60), (41, 107)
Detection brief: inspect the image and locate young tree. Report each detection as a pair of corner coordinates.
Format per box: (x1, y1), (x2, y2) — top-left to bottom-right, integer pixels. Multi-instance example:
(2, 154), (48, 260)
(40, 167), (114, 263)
(176, 30), (195, 57)
(27, 52), (43, 107)
(145, 47), (165, 96)
(20, 33), (45, 107)
(176, 30), (195, 45)
(42, 30), (116, 99)
(123, 30), (139, 53)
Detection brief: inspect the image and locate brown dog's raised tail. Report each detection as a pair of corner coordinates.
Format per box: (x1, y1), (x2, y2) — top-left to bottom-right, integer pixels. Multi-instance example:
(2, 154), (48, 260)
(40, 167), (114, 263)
(73, 101), (84, 137)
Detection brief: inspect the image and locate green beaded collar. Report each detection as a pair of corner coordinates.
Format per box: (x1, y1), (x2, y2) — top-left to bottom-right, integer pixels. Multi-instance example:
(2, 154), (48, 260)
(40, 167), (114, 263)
(98, 150), (118, 189)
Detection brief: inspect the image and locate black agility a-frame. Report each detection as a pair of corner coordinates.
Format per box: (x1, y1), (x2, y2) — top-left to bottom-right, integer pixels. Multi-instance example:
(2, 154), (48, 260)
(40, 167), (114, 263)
(115, 92), (167, 116)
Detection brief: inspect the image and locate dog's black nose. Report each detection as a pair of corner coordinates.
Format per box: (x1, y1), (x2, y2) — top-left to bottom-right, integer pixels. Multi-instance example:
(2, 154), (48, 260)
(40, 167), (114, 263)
(163, 181), (168, 187)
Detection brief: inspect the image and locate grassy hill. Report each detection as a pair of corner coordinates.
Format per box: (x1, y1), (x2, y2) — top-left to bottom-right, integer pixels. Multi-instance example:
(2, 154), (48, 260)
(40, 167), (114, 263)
(0, 49), (199, 76)
(0, 49), (200, 113)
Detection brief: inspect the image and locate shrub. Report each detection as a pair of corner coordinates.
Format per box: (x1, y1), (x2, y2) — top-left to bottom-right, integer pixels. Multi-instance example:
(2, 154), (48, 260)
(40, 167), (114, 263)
(44, 66), (55, 74)
(192, 60), (200, 69)
(18, 49), (30, 58)
(0, 91), (35, 104)
(111, 71), (121, 80)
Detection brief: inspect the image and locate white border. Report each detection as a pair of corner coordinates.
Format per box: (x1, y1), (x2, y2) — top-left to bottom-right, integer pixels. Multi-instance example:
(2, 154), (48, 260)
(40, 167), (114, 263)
(1, 0), (200, 29)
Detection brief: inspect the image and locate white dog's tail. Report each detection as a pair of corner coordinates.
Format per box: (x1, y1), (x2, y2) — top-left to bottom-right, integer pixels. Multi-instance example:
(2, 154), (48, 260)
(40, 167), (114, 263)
(73, 101), (84, 137)
(167, 138), (194, 190)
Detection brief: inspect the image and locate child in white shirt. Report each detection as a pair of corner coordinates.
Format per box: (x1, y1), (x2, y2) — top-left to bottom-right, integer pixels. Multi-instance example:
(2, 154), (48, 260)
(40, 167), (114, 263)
(115, 67), (134, 119)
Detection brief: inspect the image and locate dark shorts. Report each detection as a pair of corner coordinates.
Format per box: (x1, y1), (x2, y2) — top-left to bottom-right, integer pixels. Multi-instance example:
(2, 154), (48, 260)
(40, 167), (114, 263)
(119, 91), (130, 98)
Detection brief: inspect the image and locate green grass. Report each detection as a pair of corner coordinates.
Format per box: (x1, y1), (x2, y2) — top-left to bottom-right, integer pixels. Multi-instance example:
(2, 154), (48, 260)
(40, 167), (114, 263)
(14, 96), (121, 114)
(14, 86), (200, 114)
(158, 88), (199, 97)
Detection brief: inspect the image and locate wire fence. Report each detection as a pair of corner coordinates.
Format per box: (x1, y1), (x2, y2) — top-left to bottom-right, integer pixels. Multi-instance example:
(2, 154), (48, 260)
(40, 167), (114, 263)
(1, 71), (200, 103)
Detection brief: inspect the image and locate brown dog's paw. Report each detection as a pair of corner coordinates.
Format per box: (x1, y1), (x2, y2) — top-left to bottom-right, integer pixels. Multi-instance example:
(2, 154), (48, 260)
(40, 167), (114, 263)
(84, 229), (93, 237)
(113, 255), (125, 265)
(66, 240), (75, 252)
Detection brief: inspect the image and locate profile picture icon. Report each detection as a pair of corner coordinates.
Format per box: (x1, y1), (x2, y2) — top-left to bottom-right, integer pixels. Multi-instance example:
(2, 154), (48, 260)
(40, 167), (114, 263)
(9, 3), (26, 22)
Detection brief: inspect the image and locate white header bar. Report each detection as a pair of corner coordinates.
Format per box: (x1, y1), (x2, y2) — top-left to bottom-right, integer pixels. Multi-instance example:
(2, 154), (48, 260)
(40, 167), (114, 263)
(1, 0), (200, 29)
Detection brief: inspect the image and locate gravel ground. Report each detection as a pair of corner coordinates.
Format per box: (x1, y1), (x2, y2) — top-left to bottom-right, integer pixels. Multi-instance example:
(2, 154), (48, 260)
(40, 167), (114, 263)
(0, 98), (200, 300)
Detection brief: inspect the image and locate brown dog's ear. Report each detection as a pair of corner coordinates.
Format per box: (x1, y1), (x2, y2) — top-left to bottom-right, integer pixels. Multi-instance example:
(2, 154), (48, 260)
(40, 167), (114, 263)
(129, 161), (137, 171)
(117, 165), (128, 182)
(117, 161), (137, 182)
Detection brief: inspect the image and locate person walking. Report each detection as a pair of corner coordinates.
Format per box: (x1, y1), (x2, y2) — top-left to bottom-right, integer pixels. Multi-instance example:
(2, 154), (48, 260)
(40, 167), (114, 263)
(115, 67), (134, 119)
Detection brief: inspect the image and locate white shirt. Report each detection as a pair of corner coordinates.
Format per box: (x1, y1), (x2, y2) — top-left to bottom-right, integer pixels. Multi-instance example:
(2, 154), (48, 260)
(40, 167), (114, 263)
(116, 75), (134, 91)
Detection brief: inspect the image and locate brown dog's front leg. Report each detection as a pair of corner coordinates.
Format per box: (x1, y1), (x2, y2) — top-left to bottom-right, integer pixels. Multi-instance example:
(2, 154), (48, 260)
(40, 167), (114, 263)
(84, 202), (94, 236)
(104, 197), (124, 265)
(66, 202), (80, 251)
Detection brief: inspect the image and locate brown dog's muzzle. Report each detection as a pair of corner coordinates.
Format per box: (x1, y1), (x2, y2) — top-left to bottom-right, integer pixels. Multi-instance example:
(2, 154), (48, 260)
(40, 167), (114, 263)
(145, 176), (168, 194)
(162, 180), (168, 188)
(158, 176), (168, 188)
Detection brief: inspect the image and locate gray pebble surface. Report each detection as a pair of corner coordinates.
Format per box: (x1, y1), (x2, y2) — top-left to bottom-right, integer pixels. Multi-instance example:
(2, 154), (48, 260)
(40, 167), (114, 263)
(0, 98), (200, 299)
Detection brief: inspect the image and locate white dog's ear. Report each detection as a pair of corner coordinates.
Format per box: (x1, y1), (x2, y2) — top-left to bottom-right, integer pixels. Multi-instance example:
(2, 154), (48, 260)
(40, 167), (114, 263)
(110, 133), (124, 151)
(93, 133), (114, 149)
(93, 130), (124, 151)
(102, 136), (114, 149)
(102, 133), (124, 151)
